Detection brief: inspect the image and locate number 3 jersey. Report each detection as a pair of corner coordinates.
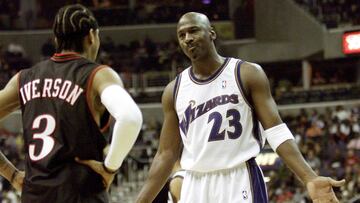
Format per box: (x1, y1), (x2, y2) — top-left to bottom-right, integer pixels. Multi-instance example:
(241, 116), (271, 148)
(18, 53), (108, 196)
(175, 58), (265, 172)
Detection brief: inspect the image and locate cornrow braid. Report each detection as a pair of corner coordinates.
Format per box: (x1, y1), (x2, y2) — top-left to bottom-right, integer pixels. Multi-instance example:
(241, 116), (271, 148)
(53, 4), (99, 53)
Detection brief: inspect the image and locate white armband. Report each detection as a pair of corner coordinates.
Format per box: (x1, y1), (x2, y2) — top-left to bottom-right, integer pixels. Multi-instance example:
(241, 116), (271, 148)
(101, 85), (143, 171)
(264, 123), (294, 151)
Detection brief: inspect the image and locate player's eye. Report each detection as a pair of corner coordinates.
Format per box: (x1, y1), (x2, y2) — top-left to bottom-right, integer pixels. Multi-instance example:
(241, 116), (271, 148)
(178, 33), (185, 39)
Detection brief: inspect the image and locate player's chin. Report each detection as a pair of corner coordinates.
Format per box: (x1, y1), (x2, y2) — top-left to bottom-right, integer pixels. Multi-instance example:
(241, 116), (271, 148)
(188, 53), (200, 61)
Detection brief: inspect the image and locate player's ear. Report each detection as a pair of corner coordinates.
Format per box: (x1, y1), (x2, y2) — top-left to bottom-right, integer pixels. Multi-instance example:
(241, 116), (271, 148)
(54, 37), (59, 48)
(88, 28), (96, 44)
(210, 27), (216, 40)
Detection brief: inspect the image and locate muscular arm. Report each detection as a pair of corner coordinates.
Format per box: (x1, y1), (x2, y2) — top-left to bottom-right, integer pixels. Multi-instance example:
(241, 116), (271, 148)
(0, 73), (22, 186)
(92, 67), (142, 170)
(241, 63), (317, 183)
(76, 67), (142, 189)
(136, 81), (182, 203)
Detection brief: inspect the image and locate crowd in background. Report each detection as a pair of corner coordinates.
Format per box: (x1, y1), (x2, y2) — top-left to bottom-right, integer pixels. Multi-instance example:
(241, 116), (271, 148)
(2, 0), (360, 31)
(0, 37), (359, 104)
(267, 106), (360, 202)
(295, 0), (360, 28)
(0, 105), (358, 202)
(0, 0), (229, 30)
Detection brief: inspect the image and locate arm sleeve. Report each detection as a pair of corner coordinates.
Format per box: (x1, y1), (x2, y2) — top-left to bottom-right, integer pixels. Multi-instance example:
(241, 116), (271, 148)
(100, 85), (143, 171)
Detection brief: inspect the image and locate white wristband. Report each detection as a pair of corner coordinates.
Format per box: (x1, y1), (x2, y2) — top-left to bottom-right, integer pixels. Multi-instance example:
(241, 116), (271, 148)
(264, 123), (294, 151)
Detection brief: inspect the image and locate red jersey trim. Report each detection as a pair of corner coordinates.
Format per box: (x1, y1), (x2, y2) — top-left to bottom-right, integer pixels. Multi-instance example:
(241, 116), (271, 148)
(51, 52), (82, 62)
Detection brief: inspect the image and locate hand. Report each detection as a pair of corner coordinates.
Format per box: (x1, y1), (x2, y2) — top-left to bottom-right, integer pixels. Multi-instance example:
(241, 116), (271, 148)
(75, 157), (116, 191)
(11, 170), (24, 192)
(306, 176), (345, 203)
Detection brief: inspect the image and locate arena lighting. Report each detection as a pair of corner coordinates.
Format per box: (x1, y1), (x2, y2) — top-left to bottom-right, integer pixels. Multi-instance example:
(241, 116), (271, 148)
(343, 31), (360, 54)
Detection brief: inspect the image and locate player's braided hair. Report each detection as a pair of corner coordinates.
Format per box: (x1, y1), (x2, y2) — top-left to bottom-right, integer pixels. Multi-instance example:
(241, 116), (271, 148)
(53, 4), (99, 53)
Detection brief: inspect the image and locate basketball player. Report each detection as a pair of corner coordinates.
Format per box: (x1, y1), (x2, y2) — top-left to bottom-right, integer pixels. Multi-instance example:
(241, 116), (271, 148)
(136, 12), (344, 203)
(0, 4), (142, 203)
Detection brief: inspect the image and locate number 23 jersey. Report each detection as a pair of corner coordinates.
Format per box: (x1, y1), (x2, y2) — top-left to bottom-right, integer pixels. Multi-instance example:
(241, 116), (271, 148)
(174, 58), (264, 172)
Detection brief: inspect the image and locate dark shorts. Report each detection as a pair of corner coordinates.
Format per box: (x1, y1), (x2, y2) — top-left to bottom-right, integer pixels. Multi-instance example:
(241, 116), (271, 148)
(22, 182), (109, 203)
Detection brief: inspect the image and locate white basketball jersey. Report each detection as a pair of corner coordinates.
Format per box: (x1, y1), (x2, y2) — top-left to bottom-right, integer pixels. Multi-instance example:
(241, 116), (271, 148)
(174, 58), (264, 172)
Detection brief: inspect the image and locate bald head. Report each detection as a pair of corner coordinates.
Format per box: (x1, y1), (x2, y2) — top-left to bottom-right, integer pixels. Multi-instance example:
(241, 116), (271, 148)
(177, 12), (212, 30)
(176, 12), (218, 62)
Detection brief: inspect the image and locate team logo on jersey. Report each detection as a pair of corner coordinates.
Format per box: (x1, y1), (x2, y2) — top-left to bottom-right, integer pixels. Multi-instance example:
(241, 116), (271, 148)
(242, 190), (248, 200)
(222, 80), (227, 88)
(179, 94), (239, 136)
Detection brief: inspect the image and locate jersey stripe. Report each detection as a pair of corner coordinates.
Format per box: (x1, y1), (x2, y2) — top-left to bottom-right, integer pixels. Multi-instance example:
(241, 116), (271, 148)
(173, 74), (182, 110)
(234, 60), (252, 108)
(246, 158), (268, 203)
(235, 60), (262, 148)
(188, 58), (230, 85)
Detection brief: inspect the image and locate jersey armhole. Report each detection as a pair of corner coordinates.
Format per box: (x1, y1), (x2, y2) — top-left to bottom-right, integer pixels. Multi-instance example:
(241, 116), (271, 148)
(100, 111), (112, 133)
(173, 74), (182, 111)
(234, 60), (253, 109)
(235, 60), (263, 148)
(85, 65), (108, 130)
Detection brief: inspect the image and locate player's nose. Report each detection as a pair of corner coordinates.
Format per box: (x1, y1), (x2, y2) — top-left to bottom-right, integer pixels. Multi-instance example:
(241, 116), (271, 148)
(185, 33), (194, 44)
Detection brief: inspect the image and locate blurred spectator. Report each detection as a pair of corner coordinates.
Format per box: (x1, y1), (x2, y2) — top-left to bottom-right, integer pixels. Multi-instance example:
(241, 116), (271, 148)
(296, 0), (360, 28)
(312, 70), (326, 85)
(345, 149), (359, 167)
(1, 0), (230, 30)
(19, 0), (37, 29)
(347, 133), (360, 150)
(305, 121), (323, 138)
(332, 106), (351, 121)
(306, 149), (321, 169)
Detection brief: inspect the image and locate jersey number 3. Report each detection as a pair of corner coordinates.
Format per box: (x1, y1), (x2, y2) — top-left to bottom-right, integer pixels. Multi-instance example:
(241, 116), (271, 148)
(208, 109), (242, 142)
(29, 114), (56, 161)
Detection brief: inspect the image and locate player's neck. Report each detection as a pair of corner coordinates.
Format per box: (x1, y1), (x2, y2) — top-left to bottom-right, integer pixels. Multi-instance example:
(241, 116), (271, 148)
(192, 54), (225, 78)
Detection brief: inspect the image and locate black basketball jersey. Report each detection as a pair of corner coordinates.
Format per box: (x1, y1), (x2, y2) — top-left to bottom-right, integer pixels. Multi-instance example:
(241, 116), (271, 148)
(18, 53), (108, 203)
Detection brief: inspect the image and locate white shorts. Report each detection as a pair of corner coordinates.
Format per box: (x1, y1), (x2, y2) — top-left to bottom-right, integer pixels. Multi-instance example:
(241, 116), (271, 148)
(179, 158), (268, 203)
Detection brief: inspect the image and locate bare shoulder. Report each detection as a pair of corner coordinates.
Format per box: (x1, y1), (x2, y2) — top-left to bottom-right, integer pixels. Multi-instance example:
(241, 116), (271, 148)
(240, 61), (269, 91)
(161, 80), (177, 107)
(241, 61), (265, 78)
(92, 66), (123, 94)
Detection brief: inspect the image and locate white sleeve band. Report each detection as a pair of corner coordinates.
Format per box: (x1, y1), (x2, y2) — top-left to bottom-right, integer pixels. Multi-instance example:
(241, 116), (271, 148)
(100, 85), (143, 171)
(264, 123), (294, 151)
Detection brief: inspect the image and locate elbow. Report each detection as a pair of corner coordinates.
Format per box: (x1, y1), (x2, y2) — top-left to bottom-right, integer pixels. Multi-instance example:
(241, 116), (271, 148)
(129, 105), (143, 130)
(118, 104), (143, 133)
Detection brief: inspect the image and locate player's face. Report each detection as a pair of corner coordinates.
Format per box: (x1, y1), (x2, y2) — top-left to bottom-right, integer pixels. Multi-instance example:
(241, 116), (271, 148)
(177, 20), (212, 61)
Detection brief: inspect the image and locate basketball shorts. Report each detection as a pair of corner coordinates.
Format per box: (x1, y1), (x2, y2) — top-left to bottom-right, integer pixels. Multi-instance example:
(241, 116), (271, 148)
(179, 158), (268, 203)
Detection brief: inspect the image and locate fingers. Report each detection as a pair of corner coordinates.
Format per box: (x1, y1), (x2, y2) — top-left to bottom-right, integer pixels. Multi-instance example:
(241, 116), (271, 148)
(328, 178), (346, 187)
(75, 157), (98, 169)
(75, 157), (93, 165)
